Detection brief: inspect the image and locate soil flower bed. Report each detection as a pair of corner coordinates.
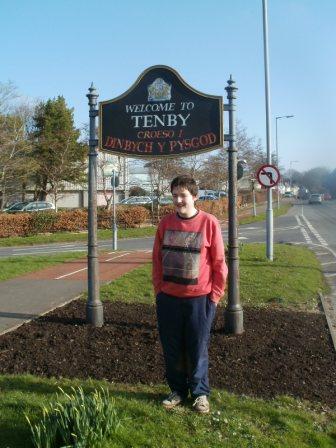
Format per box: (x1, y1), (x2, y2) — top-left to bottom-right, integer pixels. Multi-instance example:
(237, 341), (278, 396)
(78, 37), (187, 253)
(0, 300), (335, 408)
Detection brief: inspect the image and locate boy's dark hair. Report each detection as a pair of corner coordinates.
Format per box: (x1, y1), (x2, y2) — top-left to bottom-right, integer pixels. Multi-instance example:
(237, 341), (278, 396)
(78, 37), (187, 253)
(170, 176), (198, 196)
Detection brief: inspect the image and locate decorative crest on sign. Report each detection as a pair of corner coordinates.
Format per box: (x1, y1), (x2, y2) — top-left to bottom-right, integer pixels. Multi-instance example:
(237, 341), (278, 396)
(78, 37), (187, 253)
(147, 78), (171, 102)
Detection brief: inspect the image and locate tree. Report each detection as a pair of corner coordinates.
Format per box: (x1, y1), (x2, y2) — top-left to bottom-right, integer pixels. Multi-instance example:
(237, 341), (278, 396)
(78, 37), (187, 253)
(197, 121), (266, 190)
(129, 185), (147, 196)
(146, 158), (185, 198)
(0, 82), (36, 209)
(31, 96), (87, 208)
(301, 167), (330, 193)
(0, 81), (17, 114)
(325, 169), (336, 198)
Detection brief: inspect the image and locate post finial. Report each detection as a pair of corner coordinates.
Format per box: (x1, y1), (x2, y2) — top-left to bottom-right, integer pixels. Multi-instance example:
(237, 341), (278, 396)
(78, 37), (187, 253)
(225, 75), (237, 100)
(87, 83), (99, 106)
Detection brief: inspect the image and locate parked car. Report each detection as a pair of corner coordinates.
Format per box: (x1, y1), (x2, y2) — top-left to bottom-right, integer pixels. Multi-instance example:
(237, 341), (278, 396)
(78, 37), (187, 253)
(119, 196), (152, 206)
(214, 191), (228, 198)
(283, 191), (295, 198)
(198, 194), (217, 201)
(308, 193), (323, 204)
(3, 201), (30, 212)
(158, 197), (173, 205)
(323, 192), (332, 200)
(4, 201), (55, 213)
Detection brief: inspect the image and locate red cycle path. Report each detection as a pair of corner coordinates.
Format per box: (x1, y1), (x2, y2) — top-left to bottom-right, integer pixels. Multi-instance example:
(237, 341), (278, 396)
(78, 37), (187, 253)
(20, 250), (152, 282)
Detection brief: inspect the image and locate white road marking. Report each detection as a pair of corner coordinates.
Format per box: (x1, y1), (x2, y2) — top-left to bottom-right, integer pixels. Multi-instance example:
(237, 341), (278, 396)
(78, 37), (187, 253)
(107, 250), (127, 255)
(14, 244), (77, 251)
(307, 243), (336, 259)
(295, 215), (312, 244)
(322, 261), (336, 265)
(238, 237), (248, 240)
(300, 214), (328, 246)
(55, 252), (131, 279)
(13, 249), (87, 256)
(14, 247), (40, 251)
(315, 252), (329, 255)
(301, 228), (313, 244)
(295, 215), (301, 226)
(105, 253), (130, 262)
(325, 273), (336, 278)
(274, 226), (300, 231)
(55, 266), (88, 280)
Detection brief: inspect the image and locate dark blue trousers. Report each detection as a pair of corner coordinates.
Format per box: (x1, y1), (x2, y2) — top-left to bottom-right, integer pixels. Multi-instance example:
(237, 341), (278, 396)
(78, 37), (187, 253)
(156, 292), (216, 397)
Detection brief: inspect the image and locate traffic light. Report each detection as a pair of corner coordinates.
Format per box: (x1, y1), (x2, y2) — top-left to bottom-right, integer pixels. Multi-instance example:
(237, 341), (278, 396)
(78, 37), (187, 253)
(237, 159), (246, 180)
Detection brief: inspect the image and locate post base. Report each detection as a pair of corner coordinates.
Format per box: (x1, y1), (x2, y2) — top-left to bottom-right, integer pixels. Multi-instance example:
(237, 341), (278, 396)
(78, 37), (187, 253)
(224, 308), (244, 334)
(86, 302), (104, 327)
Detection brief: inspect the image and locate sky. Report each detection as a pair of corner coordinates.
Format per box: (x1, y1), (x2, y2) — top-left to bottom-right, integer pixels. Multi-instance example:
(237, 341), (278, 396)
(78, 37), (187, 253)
(1, 0), (336, 174)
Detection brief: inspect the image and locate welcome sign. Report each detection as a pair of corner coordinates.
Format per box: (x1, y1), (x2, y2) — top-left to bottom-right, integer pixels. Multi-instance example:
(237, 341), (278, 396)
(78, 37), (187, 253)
(99, 65), (223, 158)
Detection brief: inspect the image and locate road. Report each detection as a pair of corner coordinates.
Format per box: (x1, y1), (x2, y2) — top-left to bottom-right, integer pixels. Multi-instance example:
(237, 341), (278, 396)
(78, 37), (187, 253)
(234, 199), (336, 250)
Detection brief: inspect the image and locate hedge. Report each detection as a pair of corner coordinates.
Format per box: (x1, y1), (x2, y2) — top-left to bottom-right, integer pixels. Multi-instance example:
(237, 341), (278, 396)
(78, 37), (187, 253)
(0, 206), (150, 238)
(0, 191), (267, 238)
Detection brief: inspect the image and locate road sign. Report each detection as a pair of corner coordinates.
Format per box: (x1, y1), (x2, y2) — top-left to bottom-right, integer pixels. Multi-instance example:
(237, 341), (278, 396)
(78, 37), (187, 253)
(99, 65), (223, 158)
(256, 164), (280, 188)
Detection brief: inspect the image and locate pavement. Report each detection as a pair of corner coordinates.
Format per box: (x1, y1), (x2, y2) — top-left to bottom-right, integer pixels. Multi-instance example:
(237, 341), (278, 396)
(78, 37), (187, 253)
(0, 250), (152, 335)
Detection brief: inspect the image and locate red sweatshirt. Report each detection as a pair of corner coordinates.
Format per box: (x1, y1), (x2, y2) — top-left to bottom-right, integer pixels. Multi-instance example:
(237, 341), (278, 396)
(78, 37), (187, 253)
(152, 210), (228, 303)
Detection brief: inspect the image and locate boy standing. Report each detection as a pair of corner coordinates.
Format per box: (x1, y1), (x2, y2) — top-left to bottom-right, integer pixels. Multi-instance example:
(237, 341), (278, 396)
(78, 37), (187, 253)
(152, 176), (228, 413)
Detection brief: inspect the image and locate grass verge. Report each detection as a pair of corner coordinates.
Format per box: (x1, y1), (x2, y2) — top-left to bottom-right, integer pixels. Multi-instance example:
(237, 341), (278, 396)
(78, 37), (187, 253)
(0, 375), (335, 448)
(239, 203), (291, 225)
(0, 252), (86, 282)
(99, 243), (327, 310)
(0, 226), (156, 247)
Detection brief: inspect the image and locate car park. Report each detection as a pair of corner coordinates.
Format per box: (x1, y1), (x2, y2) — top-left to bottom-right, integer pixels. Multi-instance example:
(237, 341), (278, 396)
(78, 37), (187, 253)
(308, 193), (323, 204)
(4, 201), (55, 213)
(119, 196), (152, 206)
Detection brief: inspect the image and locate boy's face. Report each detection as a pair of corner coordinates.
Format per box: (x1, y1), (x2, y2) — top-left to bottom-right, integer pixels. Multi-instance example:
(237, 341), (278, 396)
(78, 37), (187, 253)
(171, 186), (197, 218)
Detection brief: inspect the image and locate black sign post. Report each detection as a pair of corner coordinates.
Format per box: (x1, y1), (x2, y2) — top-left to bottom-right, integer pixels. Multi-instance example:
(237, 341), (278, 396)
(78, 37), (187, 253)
(224, 76), (244, 335)
(112, 170), (118, 251)
(99, 65), (223, 158)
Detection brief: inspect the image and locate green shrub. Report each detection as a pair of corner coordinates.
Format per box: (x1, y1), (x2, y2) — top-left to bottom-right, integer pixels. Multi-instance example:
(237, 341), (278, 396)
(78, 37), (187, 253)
(28, 212), (58, 235)
(26, 386), (121, 448)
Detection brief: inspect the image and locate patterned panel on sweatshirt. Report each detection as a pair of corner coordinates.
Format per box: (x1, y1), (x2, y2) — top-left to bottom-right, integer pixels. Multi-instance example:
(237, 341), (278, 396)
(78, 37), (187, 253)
(162, 229), (203, 285)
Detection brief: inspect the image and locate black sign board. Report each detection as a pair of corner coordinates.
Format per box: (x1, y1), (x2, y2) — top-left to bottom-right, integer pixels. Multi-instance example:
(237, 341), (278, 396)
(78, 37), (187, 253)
(99, 65), (223, 158)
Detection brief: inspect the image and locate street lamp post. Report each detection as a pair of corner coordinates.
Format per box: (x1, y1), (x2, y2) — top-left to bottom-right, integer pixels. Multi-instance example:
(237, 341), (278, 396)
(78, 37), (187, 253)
(275, 115), (294, 208)
(262, 0), (274, 261)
